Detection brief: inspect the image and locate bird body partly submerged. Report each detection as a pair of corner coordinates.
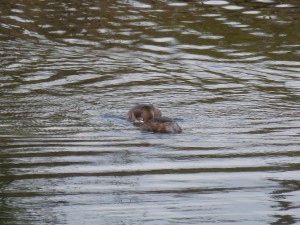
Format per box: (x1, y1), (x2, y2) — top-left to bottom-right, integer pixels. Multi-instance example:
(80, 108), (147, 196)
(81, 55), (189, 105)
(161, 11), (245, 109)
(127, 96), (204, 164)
(126, 104), (182, 134)
(141, 117), (182, 134)
(126, 104), (161, 122)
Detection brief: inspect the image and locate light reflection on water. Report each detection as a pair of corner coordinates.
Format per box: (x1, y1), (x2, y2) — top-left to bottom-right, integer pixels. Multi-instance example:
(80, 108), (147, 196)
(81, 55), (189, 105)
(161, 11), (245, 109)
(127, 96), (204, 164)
(1, 0), (300, 224)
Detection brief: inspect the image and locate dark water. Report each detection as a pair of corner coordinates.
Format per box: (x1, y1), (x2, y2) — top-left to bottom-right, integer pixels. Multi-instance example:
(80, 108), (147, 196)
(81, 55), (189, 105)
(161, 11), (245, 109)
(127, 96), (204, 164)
(1, 0), (300, 224)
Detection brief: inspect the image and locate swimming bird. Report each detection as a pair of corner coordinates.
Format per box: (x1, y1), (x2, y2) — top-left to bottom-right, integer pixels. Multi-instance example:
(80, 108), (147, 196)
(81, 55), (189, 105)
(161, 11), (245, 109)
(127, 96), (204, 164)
(126, 104), (161, 123)
(141, 116), (182, 134)
(127, 104), (182, 133)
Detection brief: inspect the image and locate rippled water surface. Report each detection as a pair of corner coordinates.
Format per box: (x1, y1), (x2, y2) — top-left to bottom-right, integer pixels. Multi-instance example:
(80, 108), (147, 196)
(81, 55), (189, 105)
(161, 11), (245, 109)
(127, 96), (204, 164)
(1, 0), (300, 224)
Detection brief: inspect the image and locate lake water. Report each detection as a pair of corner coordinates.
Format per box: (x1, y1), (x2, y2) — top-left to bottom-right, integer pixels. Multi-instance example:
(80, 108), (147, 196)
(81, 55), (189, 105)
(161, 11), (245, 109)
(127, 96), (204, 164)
(1, 0), (300, 224)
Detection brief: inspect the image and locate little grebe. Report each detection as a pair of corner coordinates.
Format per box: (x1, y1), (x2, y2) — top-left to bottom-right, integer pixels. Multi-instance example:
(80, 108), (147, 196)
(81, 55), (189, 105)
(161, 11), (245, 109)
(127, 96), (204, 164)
(141, 117), (182, 134)
(127, 104), (182, 134)
(126, 104), (161, 122)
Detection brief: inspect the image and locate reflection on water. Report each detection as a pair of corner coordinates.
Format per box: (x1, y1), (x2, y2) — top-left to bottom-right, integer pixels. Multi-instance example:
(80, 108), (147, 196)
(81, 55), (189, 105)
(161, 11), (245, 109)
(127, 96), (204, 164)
(1, 0), (300, 224)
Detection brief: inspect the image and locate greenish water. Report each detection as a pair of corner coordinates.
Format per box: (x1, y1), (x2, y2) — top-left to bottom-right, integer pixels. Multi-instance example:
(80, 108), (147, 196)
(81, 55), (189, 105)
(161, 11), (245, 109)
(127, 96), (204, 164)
(1, 0), (300, 224)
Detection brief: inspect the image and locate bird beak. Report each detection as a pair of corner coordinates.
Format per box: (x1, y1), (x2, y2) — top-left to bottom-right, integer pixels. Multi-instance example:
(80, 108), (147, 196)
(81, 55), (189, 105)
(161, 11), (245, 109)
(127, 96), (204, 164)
(134, 118), (144, 124)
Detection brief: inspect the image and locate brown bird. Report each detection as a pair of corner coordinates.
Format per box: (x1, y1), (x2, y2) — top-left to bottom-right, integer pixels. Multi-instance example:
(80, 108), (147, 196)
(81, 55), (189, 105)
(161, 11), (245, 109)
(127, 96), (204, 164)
(141, 117), (182, 134)
(127, 104), (182, 134)
(126, 104), (161, 123)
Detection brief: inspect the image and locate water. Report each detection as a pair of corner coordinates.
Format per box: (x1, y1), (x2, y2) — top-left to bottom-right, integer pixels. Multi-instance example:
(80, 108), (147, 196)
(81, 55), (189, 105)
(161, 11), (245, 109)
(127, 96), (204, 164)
(1, 0), (300, 224)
